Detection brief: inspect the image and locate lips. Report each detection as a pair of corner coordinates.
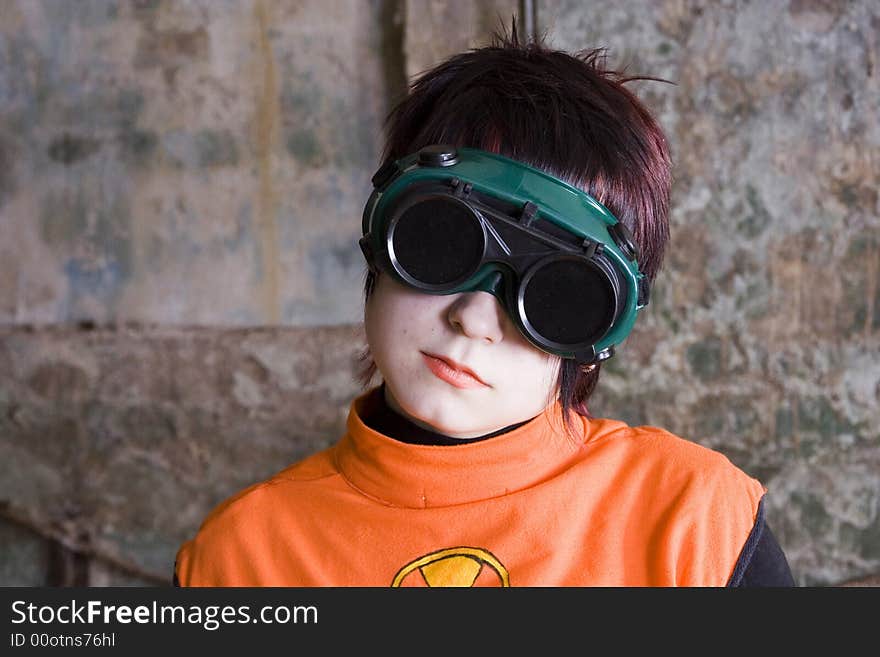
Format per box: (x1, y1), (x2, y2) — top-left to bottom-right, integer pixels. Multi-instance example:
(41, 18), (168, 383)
(421, 352), (489, 389)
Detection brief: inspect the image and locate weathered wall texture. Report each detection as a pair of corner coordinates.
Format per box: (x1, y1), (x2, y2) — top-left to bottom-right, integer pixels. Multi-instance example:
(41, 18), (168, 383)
(0, 323), (367, 584)
(0, 0), (877, 586)
(540, 0), (880, 586)
(0, 0), (401, 326)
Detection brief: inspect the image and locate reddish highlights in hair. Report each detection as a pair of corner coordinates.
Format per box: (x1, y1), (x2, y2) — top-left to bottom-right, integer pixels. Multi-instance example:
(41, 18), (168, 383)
(359, 18), (673, 434)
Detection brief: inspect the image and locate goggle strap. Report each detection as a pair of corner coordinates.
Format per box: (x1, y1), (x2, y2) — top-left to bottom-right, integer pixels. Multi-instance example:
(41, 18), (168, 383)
(637, 276), (650, 308)
(371, 159), (401, 190)
(358, 235), (377, 273)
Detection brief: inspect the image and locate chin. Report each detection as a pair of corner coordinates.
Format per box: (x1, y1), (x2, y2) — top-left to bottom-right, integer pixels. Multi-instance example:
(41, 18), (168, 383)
(398, 395), (484, 437)
(426, 417), (481, 438)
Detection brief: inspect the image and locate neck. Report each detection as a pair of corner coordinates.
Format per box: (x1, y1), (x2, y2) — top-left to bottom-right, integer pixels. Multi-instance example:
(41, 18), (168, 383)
(361, 383), (532, 446)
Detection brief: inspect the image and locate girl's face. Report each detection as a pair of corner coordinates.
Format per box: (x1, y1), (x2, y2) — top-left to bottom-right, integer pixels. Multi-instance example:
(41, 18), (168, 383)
(364, 274), (561, 439)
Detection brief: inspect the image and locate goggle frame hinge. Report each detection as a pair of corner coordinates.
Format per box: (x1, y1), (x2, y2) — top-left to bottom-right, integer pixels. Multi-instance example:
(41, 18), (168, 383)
(448, 177), (473, 199)
(519, 201), (538, 228)
(581, 239), (604, 259)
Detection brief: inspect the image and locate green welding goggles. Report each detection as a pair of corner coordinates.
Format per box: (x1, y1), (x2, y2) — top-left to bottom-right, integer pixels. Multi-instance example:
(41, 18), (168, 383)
(359, 145), (650, 365)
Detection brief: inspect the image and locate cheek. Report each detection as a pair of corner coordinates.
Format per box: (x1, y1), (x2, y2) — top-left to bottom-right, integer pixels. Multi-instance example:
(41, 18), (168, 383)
(545, 357), (562, 391)
(364, 289), (436, 362)
(364, 303), (396, 360)
(517, 352), (561, 393)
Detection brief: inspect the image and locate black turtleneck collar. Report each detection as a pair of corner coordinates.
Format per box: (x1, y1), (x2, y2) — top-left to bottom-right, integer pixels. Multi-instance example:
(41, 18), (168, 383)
(360, 383), (533, 446)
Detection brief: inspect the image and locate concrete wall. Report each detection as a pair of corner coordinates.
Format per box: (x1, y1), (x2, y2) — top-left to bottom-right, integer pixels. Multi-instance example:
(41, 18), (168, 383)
(0, 0), (877, 586)
(1, 0), (400, 327)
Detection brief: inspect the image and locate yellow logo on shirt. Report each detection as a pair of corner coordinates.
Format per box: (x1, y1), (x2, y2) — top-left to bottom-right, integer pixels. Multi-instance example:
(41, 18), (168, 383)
(391, 547), (510, 587)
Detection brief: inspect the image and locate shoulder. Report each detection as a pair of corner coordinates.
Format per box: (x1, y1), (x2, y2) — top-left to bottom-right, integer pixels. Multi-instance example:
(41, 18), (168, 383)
(585, 417), (764, 494)
(202, 447), (338, 526)
(175, 447), (338, 585)
(578, 417), (766, 525)
(578, 418), (767, 584)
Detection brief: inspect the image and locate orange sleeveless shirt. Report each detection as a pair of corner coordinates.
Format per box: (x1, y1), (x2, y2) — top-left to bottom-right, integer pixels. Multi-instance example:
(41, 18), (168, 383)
(176, 388), (765, 586)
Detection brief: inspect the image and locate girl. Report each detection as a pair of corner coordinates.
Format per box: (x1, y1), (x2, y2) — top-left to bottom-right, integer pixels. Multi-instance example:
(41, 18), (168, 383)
(175, 24), (794, 587)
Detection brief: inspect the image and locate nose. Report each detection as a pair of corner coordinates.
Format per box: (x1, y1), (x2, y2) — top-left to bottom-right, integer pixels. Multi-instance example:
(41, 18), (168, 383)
(446, 290), (506, 344)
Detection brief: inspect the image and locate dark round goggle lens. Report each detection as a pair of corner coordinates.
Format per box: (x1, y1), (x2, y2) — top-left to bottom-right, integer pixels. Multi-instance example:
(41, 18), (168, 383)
(391, 198), (484, 286)
(523, 259), (615, 346)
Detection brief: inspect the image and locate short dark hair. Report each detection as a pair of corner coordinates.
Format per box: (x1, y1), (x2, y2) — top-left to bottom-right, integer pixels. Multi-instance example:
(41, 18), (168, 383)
(358, 18), (672, 434)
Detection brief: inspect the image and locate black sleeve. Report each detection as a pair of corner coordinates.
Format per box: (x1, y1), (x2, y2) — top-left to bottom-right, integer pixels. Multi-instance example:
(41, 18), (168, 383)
(727, 497), (796, 587)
